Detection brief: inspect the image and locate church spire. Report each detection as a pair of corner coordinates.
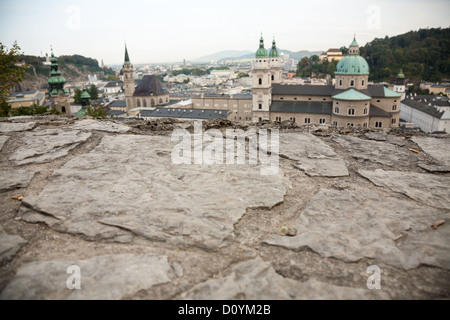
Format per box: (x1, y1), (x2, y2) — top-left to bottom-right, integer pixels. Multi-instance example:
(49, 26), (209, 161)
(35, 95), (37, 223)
(124, 44), (131, 65)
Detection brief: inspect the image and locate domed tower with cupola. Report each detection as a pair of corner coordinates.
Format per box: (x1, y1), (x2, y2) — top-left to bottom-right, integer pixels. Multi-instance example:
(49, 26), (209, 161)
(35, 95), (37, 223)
(122, 44), (135, 111)
(252, 35), (272, 121)
(335, 35), (369, 90)
(393, 69), (406, 100)
(269, 37), (282, 84)
(48, 50), (70, 114)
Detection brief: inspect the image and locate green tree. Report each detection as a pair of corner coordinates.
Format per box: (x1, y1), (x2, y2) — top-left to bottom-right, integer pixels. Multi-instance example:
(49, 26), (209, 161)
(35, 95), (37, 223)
(87, 102), (109, 118)
(237, 72), (249, 78)
(104, 74), (118, 81)
(0, 41), (26, 115)
(73, 88), (82, 104)
(89, 84), (98, 100)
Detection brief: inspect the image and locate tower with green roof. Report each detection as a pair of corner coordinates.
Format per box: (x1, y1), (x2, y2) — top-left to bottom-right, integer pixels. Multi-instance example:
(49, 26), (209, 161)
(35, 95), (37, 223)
(252, 35), (272, 121)
(335, 35), (370, 91)
(393, 69), (406, 100)
(47, 50), (70, 114)
(269, 37), (282, 84)
(76, 88), (91, 117)
(123, 44), (135, 111)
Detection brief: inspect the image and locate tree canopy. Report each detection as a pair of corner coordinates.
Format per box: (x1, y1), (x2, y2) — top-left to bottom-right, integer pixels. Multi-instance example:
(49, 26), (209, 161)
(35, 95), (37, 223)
(360, 27), (450, 82)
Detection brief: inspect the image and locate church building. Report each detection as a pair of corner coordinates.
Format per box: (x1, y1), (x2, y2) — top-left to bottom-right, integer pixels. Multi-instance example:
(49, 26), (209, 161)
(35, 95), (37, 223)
(122, 45), (169, 112)
(251, 35), (402, 128)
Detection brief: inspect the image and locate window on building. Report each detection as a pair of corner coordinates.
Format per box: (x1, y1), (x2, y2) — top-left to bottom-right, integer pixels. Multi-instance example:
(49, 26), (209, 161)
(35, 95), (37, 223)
(308, 98), (312, 101)
(61, 106), (66, 113)
(392, 105), (397, 111)
(258, 117), (262, 121)
(319, 118), (326, 124)
(323, 98), (326, 101)
(137, 99), (141, 108)
(304, 118), (310, 124)
(259, 78), (262, 85)
(391, 118), (396, 124)
(362, 80), (365, 86)
(143, 99), (147, 108)
(276, 116), (282, 121)
(347, 123), (354, 127)
(363, 108), (368, 114)
(335, 107), (340, 113)
(294, 97), (297, 100)
(339, 80), (342, 86)
(350, 80), (354, 87)
(348, 108), (355, 115)
(280, 97), (284, 100)
(377, 100), (380, 103)
(375, 121), (382, 128)
(363, 123), (368, 128)
(290, 117), (296, 123)
(258, 104), (262, 110)
(271, 75), (274, 81)
(333, 121), (338, 126)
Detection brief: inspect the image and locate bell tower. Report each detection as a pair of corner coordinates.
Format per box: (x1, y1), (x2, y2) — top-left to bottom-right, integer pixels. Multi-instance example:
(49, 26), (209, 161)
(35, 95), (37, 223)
(252, 35), (272, 122)
(123, 44), (135, 111)
(269, 37), (282, 84)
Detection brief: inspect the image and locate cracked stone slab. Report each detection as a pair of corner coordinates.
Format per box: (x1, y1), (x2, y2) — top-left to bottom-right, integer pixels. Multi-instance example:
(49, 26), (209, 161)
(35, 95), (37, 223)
(19, 134), (290, 249)
(411, 136), (450, 166)
(0, 254), (173, 300)
(9, 129), (92, 165)
(359, 169), (450, 209)
(333, 135), (412, 166)
(272, 133), (348, 177)
(0, 170), (35, 192)
(365, 132), (406, 146)
(0, 122), (36, 133)
(0, 136), (10, 151)
(0, 226), (27, 266)
(71, 119), (130, 133)
(263, 188), (450, 270)
(177, 258), (388, 299)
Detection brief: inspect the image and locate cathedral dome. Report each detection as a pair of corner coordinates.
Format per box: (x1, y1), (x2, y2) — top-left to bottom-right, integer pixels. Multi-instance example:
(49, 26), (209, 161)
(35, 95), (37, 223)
(335, 55), (370, 75)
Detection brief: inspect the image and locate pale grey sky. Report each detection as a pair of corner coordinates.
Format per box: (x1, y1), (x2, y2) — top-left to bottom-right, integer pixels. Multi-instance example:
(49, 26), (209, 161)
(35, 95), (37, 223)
(0, 0), (448, 64)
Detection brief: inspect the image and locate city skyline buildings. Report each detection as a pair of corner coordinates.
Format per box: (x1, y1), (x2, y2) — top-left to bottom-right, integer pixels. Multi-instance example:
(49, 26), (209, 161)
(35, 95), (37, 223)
(0, 0), (449, 65)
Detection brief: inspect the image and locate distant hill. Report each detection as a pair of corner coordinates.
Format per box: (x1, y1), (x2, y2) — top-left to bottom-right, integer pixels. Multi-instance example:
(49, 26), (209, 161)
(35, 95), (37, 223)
(191, 50), (253, 62)
(192, 49), (323, 63)
(233, 49), (323, 61)
(16, 54), (113, 91)
(360, 27), (450, 82)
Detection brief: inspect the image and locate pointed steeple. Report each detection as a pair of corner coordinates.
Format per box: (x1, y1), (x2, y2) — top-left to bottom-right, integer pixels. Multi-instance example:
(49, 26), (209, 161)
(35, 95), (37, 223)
(124, 44), (131, 65)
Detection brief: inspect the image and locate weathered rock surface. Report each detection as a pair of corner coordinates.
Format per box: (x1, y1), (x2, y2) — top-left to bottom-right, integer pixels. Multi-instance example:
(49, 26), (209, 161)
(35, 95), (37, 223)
(177, 258), (388, 299)
(71, 119), (130, 133)
(19, 134), (290, 249)
(359, 169), (450, 209)
(411, 136), (450, 166)
(0, 170), (35, 192)
(0, 254), (173, 299)
(263, 188), (450, 270)
(333, 135), (412, 166)
(9, 129), (91, 165)
(0, 122), (36, 133)
(0, 226), (27, 266)
(276, 133), (348, 177)
(365, 132), (406, 146)
(0, 136), (9, 151)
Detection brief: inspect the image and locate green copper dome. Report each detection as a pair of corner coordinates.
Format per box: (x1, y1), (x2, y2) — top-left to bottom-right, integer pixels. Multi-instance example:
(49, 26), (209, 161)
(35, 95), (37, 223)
(80, 88), (91, 100)
(48, 75), (66, 85)
(397, 69), (405, 79)
(269, 39), (279, 58)
(335, 55), (369, 74)
(349, 36), (359, 47)
(256, 36), (268, 58)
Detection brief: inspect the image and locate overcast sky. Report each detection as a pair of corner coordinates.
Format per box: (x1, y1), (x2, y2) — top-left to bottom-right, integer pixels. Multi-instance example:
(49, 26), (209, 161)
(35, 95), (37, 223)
(0, 0), (448, 65)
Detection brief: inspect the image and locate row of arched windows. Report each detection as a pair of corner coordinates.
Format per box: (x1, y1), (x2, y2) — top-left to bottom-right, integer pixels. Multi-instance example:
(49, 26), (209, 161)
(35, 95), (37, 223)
(136, 97), (168, 108)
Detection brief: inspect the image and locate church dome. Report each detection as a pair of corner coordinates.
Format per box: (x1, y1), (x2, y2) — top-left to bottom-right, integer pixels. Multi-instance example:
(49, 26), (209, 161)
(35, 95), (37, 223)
(335, 55), (370, 75)
(269, 39), (279, 58)
(255, 36), (268, 58)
